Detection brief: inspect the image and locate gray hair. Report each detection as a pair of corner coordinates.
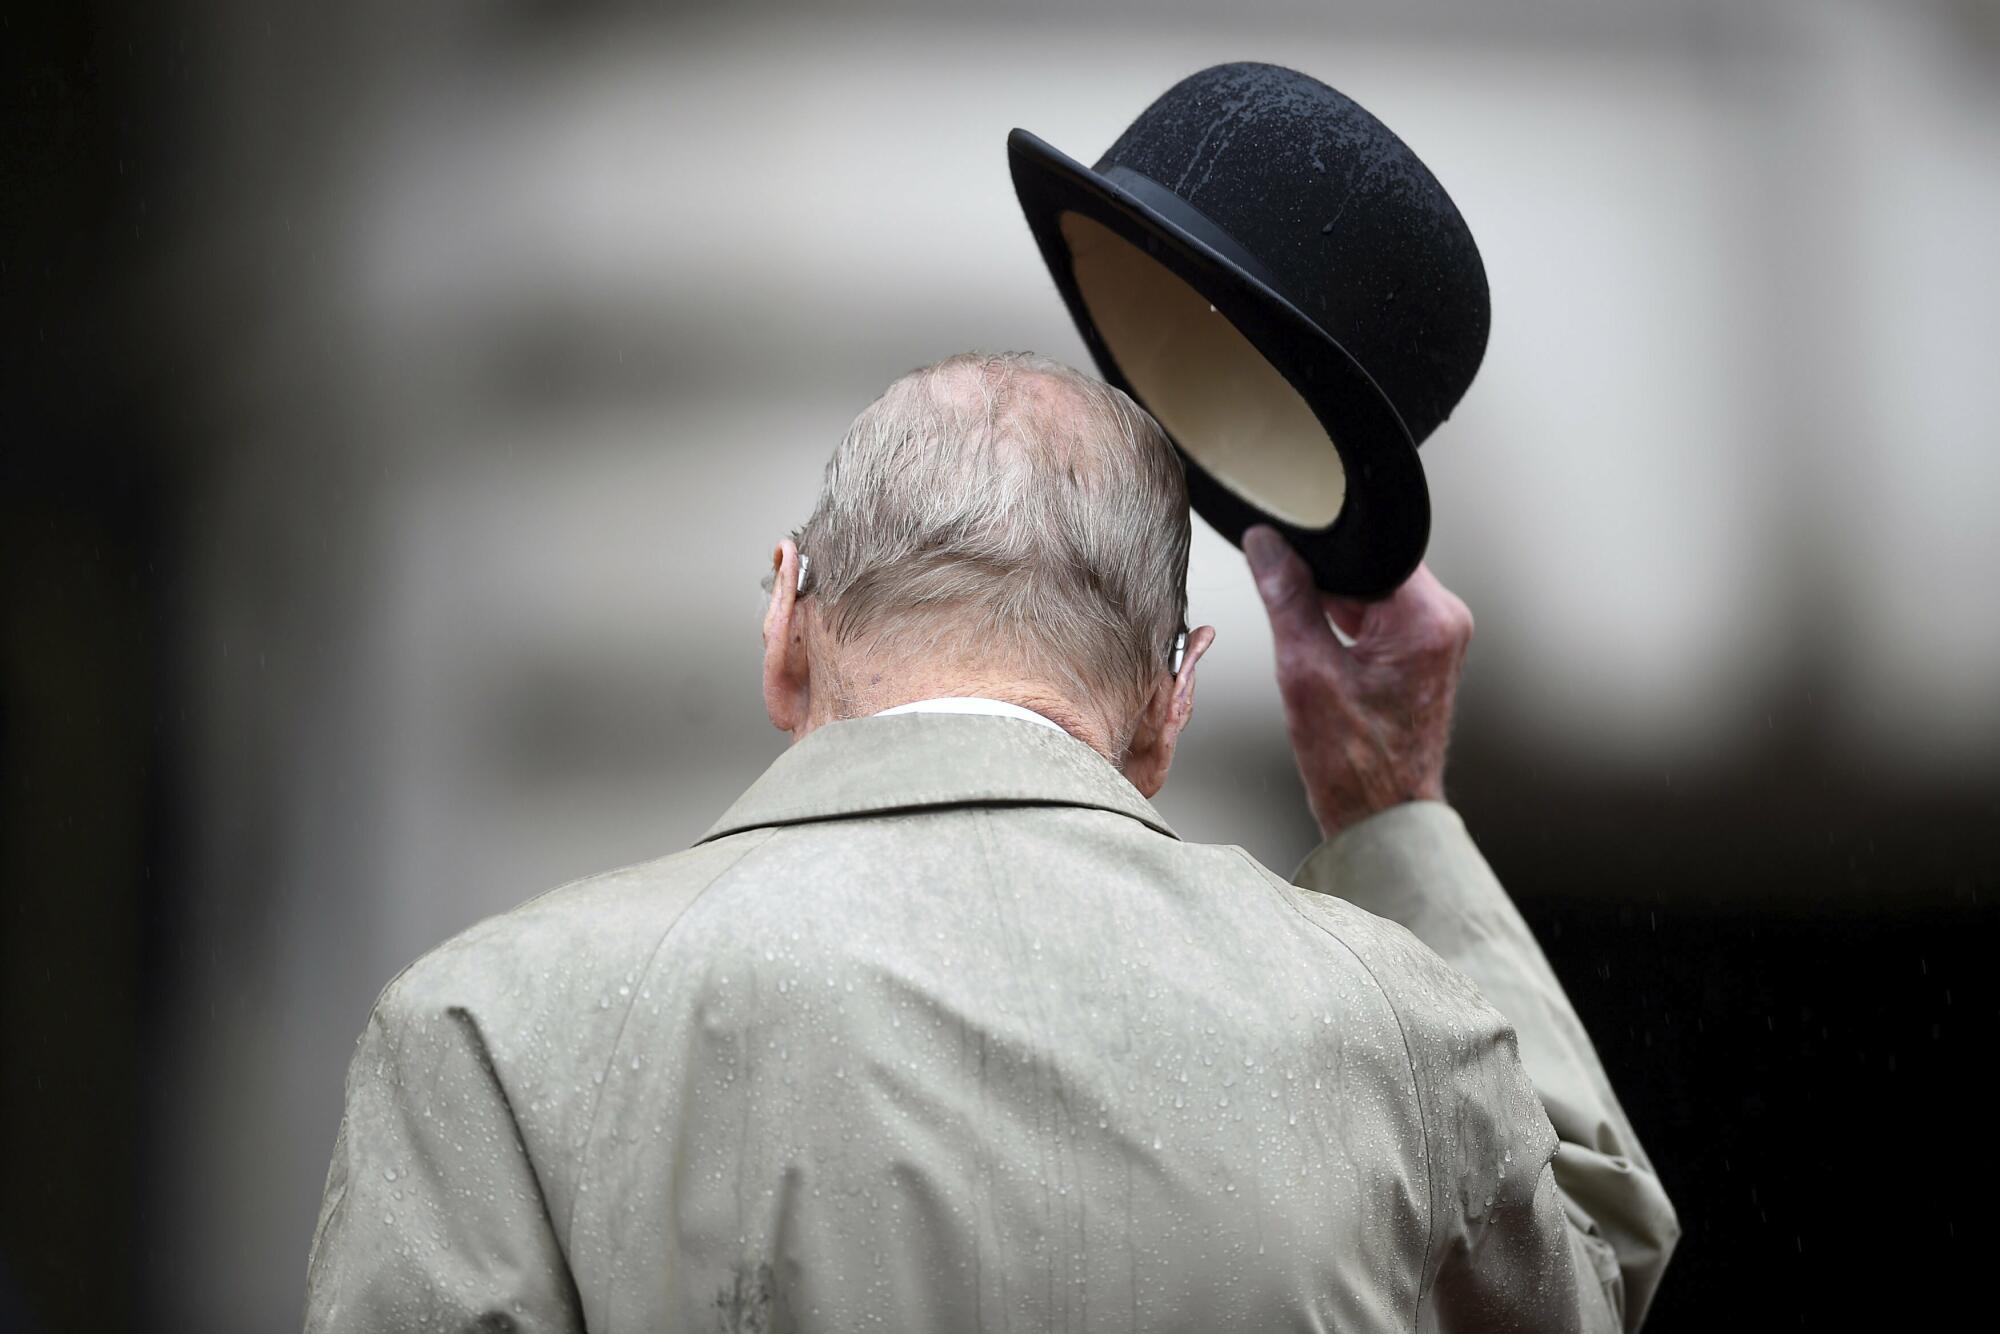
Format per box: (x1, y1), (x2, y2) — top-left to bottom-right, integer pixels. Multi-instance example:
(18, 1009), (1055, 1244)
(792, 350), (1190, 741)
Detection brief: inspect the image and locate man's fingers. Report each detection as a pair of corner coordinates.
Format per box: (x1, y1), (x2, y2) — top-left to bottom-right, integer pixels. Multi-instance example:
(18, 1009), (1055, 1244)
(1362, 562), (1474, 654)
(1323, 595), (1367, 640)
(1244, 526), (1341, 664)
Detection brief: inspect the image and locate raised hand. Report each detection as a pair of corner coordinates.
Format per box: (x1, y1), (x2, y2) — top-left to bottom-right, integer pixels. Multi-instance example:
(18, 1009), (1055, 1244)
(1243, 525), (1474, 839)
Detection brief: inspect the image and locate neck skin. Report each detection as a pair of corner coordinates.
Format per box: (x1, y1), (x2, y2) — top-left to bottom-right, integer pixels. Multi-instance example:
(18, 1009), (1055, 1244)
(762, 539), (1214, 798)
(814, 662), (1121, 758)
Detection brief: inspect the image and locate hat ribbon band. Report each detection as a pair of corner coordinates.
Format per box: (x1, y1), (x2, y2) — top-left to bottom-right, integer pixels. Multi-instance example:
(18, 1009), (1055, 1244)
(1097, 166), (1293, 305)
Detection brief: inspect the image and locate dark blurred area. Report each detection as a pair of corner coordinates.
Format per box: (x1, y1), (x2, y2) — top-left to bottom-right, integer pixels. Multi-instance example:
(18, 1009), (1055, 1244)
(4, 1), (1996, 1330)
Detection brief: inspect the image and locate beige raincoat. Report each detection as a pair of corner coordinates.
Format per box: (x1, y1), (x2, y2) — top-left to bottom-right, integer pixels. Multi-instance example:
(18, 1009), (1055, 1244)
(304, 712), (1678, 1331)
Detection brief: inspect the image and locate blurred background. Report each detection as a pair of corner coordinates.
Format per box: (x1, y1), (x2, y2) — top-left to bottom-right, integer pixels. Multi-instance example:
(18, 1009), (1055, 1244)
(5, 0), (1997, 1328)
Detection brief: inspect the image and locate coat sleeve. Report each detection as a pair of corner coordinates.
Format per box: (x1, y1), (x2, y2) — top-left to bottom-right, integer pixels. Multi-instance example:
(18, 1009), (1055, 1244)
(1293, 801), (1680, 1333)
(303, 965), (586, 1333)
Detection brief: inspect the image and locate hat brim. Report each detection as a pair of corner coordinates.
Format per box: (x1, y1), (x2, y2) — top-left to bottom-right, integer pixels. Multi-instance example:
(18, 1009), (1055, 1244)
(1008, 127), (1428, 598)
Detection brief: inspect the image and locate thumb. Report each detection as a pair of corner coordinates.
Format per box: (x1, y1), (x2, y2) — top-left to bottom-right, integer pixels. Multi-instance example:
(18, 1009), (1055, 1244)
(1244, 526), (1339, 662)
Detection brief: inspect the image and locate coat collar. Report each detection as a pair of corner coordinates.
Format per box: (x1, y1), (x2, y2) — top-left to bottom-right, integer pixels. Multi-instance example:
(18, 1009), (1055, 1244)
(699, 712), (1177, 843)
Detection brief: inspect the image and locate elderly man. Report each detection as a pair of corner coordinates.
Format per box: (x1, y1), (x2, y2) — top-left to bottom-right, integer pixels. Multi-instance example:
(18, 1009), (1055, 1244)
(304, 351), (1677, 1332)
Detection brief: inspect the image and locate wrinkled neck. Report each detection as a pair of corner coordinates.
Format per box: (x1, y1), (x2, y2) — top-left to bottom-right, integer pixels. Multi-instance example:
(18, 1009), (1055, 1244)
(814, 659), (1118, 761)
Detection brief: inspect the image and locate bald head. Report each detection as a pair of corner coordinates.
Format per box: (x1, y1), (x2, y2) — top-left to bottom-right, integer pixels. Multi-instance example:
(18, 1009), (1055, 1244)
(789, 350), (1192, 753)
(919, 356), (1117, 481)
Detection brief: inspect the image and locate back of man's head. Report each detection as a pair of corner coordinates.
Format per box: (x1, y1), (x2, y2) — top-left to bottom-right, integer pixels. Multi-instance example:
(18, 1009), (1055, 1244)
(794, 351), (1191, 750)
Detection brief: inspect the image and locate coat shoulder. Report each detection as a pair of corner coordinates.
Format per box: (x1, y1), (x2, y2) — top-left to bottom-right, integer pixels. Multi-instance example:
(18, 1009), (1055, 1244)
(379, 827), (779, 1018)
(1241, 847), (1504, 1042)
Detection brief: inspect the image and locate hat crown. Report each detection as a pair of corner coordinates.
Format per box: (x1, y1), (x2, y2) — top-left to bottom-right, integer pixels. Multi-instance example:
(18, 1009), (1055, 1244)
(1095, 62), (1488, 445)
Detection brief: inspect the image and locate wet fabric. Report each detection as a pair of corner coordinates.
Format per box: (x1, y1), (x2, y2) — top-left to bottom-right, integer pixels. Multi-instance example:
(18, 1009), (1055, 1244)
(303, 712), (1677, 1332)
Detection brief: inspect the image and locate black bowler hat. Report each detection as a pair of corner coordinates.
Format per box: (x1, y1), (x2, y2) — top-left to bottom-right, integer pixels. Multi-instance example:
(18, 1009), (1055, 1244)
(1009, 62), (1489, 596)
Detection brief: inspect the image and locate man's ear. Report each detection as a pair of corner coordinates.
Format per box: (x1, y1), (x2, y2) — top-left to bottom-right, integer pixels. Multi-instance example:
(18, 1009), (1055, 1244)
(1120, 625), (1216, 798)
(762, 539), (812, 738)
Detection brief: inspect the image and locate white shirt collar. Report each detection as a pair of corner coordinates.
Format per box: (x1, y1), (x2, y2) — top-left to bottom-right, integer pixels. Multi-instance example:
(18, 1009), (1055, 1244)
(873, 696), (1067, 735)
